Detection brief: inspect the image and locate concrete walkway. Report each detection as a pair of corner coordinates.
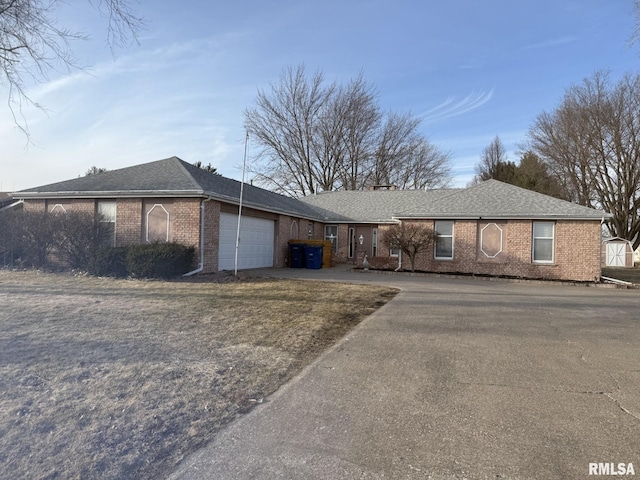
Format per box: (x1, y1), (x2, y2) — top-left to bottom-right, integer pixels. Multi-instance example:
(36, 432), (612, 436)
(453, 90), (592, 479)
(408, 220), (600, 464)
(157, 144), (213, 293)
(170, 267), (640, 479)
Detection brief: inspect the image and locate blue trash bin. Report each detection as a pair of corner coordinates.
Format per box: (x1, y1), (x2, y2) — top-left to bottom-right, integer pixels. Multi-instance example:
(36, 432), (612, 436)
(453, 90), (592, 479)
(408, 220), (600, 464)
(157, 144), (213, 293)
(304, 245), (323, 269)
(289, 243), (306, 268)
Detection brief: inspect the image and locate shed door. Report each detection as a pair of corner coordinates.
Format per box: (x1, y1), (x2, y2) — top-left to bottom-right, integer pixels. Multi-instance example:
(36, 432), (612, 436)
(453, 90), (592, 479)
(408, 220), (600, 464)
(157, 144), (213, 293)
(606, 242), (626, 267)
(218, 213), (275, 270)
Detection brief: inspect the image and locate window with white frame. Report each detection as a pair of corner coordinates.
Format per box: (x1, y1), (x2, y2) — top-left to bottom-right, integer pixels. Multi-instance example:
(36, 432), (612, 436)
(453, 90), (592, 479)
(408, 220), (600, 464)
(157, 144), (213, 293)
(324, 225), (338, 252)
(532, 222), (554, 263)
(97, 200), (116, 246)
(147, 204), (170, 243)
(435, 220), (454, 259)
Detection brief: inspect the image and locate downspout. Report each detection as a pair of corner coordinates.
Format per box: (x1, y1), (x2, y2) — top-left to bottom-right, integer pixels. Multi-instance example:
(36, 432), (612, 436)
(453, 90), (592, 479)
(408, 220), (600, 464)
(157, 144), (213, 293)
(0, 199), (23, 212)
(183, 198), (212, 277)
(395, 250), (402, 271)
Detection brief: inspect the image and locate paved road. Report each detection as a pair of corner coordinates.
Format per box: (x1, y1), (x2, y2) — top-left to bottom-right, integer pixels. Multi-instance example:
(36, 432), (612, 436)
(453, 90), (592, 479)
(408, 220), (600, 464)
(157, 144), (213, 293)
(170, 268), (640, 479)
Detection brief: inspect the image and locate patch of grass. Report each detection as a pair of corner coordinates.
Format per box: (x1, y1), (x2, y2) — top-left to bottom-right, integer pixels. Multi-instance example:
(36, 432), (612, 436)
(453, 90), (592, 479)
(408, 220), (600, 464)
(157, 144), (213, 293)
(0, 270), (397, 480)
(602, 267), (640, 285)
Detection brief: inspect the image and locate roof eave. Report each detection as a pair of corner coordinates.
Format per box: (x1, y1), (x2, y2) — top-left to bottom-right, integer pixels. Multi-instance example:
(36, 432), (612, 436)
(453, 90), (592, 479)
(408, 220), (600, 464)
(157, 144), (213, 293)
(393, 214), (610, 221)
(15, 190), (206, 199)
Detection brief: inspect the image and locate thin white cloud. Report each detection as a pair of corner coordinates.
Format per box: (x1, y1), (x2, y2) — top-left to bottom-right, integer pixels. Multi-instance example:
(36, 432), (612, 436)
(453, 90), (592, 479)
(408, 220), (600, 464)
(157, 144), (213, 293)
(27, 32), (251, 100)
(525, 36), (576, 50)
(420, 89), (494, 123)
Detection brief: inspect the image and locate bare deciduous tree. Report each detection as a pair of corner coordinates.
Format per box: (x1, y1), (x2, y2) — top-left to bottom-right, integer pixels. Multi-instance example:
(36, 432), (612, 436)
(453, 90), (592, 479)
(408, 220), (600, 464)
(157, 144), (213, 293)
(0, 0), (143, 133)
(382, 222), (435, 272)
(528, 71), (640, 249)
(471, 135), (513, 184)
(84, 166), (108, 176)
(244, 65), (331, 196)
(244, 64), (452, 197)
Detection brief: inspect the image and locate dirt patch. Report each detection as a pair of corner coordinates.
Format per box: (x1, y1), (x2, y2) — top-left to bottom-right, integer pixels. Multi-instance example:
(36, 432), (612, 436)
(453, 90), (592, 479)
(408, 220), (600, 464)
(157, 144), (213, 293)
(0, 270), (397, 480)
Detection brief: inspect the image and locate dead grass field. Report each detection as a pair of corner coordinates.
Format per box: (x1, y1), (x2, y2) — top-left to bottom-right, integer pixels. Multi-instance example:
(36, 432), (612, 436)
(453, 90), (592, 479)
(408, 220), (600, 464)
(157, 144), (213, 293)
(0, 270), (397, 480)
(602, 266), (640, 285)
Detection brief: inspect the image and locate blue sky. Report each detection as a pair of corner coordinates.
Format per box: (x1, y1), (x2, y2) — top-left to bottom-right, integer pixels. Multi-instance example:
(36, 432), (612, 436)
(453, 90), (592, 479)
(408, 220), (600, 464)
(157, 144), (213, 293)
(1, 0), (638, 192)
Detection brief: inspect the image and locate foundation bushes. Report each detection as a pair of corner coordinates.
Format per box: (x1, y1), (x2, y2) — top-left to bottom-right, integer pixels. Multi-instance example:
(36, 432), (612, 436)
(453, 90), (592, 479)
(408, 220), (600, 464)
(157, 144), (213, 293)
(1, 209), (195, 278)
(55, 212), (111, 269)
(125, 243), (195, 279)
(88, 243), (195, 279)
(88, 247), (129, 278)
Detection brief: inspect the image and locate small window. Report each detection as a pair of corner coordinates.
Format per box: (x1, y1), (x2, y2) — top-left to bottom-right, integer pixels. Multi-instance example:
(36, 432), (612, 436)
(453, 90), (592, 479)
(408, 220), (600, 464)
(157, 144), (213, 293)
(97, 201), (116, 247)
(372, 228), (378, 257)
(435, 220), (454, 259)
(348, 227), (355, 258)
(533, 222), (554, 263)
(390, 247), (400, 257)
(147, 204), (170, 243)
(324, 225), (338, 252)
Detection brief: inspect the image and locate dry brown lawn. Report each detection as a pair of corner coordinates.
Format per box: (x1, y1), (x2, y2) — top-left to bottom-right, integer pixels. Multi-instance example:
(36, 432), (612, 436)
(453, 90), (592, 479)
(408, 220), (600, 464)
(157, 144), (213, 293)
(602, 266), (640, 285)
(0, 270), (397, 480)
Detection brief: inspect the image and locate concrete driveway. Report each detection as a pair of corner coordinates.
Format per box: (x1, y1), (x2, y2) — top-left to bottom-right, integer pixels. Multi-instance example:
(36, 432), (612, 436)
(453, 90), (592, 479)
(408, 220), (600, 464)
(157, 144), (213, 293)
(170, 268), (640, 479)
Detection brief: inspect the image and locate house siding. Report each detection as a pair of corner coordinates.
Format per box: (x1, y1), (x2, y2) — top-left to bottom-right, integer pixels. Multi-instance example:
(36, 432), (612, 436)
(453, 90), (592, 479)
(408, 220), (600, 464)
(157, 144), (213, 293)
(18, 195), (603, 281)
(22, 199), (46, 212)
(116, 199), (142, 246)
(403, 219), (601, 282)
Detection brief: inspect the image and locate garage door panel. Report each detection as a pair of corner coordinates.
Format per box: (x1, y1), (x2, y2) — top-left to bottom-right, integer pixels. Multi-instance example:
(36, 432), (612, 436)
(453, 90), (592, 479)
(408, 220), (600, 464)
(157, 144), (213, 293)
(218, 213), (274, 270)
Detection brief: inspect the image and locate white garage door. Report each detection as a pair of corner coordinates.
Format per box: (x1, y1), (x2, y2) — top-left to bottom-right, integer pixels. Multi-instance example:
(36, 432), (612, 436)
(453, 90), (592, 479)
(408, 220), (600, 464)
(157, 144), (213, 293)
(218, 212), (275, 270)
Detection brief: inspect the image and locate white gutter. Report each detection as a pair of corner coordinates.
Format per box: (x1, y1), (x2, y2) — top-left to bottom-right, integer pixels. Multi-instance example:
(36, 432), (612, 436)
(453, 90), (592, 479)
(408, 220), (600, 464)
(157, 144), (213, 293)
(183, 197), (213, 277)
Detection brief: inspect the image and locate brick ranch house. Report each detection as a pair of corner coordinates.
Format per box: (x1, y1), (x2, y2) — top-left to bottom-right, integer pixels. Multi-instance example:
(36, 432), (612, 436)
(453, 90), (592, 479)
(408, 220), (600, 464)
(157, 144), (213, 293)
(13, 156), (610, 281)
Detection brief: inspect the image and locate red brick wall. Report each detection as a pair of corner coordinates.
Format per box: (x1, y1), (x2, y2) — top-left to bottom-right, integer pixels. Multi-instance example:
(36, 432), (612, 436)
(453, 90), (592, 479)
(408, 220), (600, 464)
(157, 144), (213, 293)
(22, 200), (46, 212)
(116, 199), (142, 246)
(276, 216), (331, 267)
(404, 219), (601, 281)
(46, 199), (95, 214)
(203, 200), (221, 273)
(276, 215), (292, 267)
(172, 198), (201, 248)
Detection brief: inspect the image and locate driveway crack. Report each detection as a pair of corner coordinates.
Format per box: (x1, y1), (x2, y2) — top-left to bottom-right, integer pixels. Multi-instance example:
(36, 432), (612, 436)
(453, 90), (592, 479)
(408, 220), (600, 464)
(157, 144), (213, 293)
(459, 381), (640, 423)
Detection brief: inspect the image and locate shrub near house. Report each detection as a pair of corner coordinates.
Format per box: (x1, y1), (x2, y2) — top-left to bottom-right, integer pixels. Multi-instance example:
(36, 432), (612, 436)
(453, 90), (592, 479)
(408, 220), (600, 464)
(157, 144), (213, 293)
(0, 208), (194, 278)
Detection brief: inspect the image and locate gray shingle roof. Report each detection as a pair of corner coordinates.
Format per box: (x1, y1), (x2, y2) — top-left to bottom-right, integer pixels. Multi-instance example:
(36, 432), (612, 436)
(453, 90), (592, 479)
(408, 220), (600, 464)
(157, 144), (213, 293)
(394, 180), (608, 220)
(16, 157), (324, 219)
(298, 189), (461, 222)
(16, 158), (609, 222)
(299, 181), (608, 221)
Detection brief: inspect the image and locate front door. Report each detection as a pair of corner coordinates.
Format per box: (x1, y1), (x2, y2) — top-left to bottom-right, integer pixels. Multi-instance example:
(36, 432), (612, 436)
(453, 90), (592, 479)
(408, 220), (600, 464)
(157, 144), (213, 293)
(355, 226), (372, 262)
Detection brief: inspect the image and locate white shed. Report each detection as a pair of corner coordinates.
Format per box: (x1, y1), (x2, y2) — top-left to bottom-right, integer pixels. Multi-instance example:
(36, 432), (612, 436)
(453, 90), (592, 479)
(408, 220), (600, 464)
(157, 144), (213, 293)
(602, 237), (634, 268)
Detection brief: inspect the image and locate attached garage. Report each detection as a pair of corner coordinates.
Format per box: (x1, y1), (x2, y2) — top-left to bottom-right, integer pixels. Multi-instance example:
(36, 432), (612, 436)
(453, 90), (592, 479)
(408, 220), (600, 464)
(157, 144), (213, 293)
(218, 212), (275, 270)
